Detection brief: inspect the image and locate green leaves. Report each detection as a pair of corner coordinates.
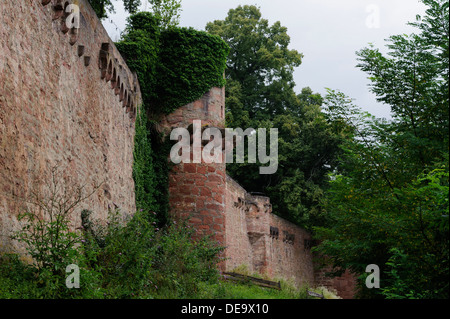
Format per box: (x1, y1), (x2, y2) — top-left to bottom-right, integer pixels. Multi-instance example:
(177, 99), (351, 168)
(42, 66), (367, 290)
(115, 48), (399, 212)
(132, 106), (157, 214)
(148, 0), (182, 28)
(206, 5), (303, 118)
(117, 12), (229, 115)
(117, 12), (229, 223)
(356, 1), (449, 170)
(205, 6), (341, 229)
(315, 0), (449, 299)
(153, 27), (229, 114)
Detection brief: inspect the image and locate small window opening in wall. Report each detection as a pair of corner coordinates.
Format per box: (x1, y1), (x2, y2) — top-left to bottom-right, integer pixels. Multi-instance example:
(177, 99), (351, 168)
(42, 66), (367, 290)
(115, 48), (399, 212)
(99, 52), (108, 79)
(119, 83), (124, 101)
(115, 77), (121, 95)
(61, 2), (70, 33)
(77, 45), (85, 57)
(270, 226), (279, 239)
(304, 239), (318, 250)
(123, 90), (128, 108)
(84, 56), (91, 67)
(106, 60), (113, 82)
(283, 231), (295, 245)
(111, 68), (117, 88)
(53, 1), (64, 21)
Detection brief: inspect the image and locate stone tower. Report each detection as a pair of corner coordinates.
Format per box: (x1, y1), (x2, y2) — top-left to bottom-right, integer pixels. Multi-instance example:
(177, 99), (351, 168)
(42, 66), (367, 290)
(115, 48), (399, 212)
(160, 87), (227, 253)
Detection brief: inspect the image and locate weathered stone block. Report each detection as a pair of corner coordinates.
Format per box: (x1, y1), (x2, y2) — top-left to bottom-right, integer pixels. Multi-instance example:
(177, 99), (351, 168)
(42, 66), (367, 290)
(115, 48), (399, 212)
(0, 0), (139, 253)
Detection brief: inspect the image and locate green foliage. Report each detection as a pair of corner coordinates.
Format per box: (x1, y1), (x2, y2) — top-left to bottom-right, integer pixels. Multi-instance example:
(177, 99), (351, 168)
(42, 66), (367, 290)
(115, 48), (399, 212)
(117, 12), (229, 116)
(146, 125), (173, 225)
(83, 209), (159, 298)
(87, 0), (115, 20)
(149, 221), (225, 298)
(378, 170), (449, 299)
(195, 268), (341, 299)
(87, 0), (142, 20)
(153, 27), (229, 114)
(148, 0), (182, 28)
(87, 0), (182, 27)
(314, 0), (449, 299)
(11, 166), (97, 276)
(223, 86), (342, 230)
(116, 11), (229, 117)
(0, 254), (40, 298)
(196, 280), (310, 299)
(356, 1), (449, 170)
(0, 163), (225, 299)
(206, 5), (303, 120)
(117, 12), (228, 222)
(5, 167), (103, 298)
(123, 0), (143, 14)
(2, 207), (225, 298)
(116, 12), (161, 111)
(132, 106), (157, 214)
(206, 7), (342, 230)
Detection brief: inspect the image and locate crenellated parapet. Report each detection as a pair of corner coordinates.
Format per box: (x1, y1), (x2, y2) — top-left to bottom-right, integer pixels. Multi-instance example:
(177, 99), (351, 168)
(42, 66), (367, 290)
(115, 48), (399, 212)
(0, 0), (140, 253)
(98, 42), (139, 118)
(39, 0), (140, 119)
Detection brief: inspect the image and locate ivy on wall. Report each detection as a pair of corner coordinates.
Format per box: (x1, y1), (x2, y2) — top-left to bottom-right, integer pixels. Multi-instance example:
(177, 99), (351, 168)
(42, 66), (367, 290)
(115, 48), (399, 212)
(132, 107), (156, 215)
(115, 12), (161, 113)
(116, 12), (229, 223)
(116, 12), (229, 115)
(154, 27), (229, 114)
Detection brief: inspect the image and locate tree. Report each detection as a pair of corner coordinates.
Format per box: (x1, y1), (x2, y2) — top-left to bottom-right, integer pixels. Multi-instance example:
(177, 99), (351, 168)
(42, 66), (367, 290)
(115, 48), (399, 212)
(87, 0), (182, 26)
(314, 0), (449, 299)
(87, 0), (115, 20)
(206, 5), (303, 123)
(206, 7), (343, 229)
(147, 0), (182, 28)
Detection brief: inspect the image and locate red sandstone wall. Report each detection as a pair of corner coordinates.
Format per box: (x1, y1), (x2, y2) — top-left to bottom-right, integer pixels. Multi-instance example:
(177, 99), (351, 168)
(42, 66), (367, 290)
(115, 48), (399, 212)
(224, 176), (315, 287)
(314, 258), (359, 299)
(168, 161), (227, 247)
(0, 0), (139, 252)
(162, 88), (227, 251)
(266, 213), (315, 287)
(158, 87), (225, 133)
(224, 176), (255, 271)
(158, 71), (358, 297)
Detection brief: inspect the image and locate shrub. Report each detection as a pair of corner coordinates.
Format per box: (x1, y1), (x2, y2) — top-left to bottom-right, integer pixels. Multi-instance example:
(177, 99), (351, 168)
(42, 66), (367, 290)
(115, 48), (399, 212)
(150, 220), (224, 298)
(7, 166), (103, 298)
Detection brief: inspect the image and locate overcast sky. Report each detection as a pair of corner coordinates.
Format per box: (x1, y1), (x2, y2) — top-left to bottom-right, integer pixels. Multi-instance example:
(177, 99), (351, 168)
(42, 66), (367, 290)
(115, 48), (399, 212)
(103, 0), (428, 119)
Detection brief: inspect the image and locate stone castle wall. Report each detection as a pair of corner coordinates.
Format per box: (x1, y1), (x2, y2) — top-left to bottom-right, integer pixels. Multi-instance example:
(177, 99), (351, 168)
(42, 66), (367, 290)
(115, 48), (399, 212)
(162, 88), (356, 296)
(0, 0), (140, 252)
(1, 0), (357, 298)
(225, 176), (316, 287)
(163, 88), (228, 270)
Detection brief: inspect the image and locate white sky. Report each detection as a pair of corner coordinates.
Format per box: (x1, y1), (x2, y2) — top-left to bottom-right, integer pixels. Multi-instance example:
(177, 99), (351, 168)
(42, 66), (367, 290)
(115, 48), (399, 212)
(103, 0), (428, 119)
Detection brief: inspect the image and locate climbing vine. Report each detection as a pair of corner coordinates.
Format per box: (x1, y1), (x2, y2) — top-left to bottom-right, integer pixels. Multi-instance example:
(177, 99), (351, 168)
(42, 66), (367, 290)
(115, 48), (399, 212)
(116, 12), (228, 223)
(116, 11), (229, 115)
(132, 106), (156, 215)
(153, 27), (229, 114)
